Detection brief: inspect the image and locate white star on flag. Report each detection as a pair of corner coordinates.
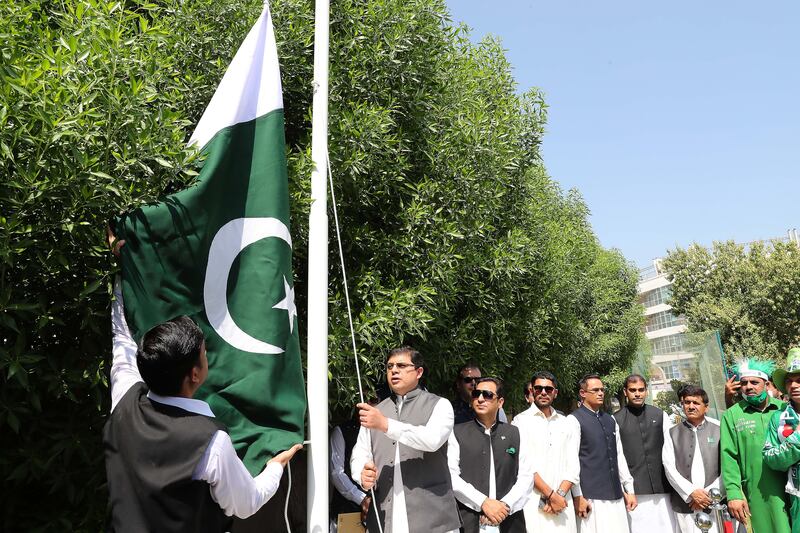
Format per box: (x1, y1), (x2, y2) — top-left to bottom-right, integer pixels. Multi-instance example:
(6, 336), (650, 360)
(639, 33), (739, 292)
(272, 276), (297, 334)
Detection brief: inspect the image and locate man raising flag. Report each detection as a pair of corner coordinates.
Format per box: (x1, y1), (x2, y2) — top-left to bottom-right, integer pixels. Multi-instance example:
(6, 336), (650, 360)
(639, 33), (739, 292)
(113, 0), (305, 479)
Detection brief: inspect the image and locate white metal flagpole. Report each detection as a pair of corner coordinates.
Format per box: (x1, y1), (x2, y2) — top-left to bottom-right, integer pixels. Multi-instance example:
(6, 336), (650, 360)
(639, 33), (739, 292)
(306, 0), (330, 531)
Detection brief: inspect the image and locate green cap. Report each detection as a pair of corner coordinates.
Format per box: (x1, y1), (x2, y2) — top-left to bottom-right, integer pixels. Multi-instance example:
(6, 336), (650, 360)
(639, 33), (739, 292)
(772, 347), (800, 393)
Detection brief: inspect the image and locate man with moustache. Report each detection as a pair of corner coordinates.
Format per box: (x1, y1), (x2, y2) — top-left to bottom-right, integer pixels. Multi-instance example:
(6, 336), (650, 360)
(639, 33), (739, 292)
(453, 363), (508, 425)
(613, 375), (675, 533)
(351, 347), (460, 533)
(513, 371), (579, 533)
(721, 358), (789, 533)
(448, 378), (533, 533)
(662, 385), (721, 533)
(763, 348), (800, 533)
(567, 374), (636, 533)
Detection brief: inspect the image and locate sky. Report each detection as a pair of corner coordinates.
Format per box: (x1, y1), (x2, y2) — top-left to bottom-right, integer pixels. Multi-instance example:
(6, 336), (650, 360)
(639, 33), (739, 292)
(445, 1), (800, 267)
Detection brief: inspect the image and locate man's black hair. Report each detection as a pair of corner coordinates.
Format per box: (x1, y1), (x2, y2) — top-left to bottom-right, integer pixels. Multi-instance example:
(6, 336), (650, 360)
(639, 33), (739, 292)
(678, 384), (709, 405)
(623, 374), (648, 388)
(523, 382), (533, 398)
(137, 316), (205, 396)
(386, 346), (424, 368)
(578, 373), (603, 391)
(456, 361), (481, 376)
(531, 371), (558, 389)
(476, 377), (505, 399)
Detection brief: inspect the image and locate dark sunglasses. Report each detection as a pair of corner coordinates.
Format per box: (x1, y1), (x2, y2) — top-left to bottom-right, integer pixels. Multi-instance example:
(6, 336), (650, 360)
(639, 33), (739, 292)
(462, 376), (480, 384)
(471, 389), (497, 400)
(533, 385), (555, 394)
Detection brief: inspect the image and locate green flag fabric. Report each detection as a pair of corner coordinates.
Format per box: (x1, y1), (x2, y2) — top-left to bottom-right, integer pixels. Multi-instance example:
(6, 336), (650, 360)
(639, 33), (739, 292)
(117, 3), (305, 475)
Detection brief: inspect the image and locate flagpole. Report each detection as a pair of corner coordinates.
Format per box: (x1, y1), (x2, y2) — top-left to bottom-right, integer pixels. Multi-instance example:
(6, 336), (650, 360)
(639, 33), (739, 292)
(307, 0), (330, 531)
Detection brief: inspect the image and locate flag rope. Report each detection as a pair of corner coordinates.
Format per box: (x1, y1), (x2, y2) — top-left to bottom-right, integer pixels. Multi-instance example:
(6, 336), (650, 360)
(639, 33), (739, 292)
(327, 149), (385, 533)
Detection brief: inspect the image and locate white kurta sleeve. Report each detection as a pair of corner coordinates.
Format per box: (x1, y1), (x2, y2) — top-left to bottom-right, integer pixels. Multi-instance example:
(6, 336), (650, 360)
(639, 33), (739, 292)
(662, 425), (694, 503)
(499, 427), (534, 513)
(110, 278), (142, 412)
(447, 431), (488, 511)
(384, 397), (454, 452)
(565, 415), (583, 497)
(562, 416), (581, 486)
(195, 430), (284, 518)
(330, 426), (366, 505)
(614, 419), (635, 494)
(350, 426), (373, 489)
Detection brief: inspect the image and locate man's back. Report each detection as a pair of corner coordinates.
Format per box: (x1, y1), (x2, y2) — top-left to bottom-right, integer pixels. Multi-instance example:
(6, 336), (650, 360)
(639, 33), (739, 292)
(104, 382), (229, 533)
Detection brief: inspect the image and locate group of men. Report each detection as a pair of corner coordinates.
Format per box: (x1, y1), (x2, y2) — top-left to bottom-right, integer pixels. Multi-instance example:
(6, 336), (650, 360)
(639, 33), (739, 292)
(104, 260), (800, 533)
(331, 347), (800, 533)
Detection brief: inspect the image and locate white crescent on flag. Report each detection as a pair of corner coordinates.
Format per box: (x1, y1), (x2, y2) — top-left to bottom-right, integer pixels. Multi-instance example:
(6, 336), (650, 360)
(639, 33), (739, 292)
(204, 217), (292, 354)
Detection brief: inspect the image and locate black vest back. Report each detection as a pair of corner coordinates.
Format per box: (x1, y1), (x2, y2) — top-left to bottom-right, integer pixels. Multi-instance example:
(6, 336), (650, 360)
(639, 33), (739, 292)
(331, 420), (362, 516)
(452, 420), (526, 533)
(614, 404), (670, 494)
(572, 405), (623, 500)
(103, 382), (229, 533)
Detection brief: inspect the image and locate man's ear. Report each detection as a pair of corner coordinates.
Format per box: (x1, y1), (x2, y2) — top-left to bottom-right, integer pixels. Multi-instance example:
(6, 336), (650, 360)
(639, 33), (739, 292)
(190, 364), (202, 384)
(497, 397), (505, 410)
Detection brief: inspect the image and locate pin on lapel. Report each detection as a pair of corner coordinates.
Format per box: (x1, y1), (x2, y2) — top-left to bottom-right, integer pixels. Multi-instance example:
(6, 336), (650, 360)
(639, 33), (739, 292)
(501, 436), (506, 440)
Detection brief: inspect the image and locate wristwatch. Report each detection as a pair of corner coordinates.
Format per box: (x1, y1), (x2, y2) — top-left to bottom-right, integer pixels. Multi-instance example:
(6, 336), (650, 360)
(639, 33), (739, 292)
(556, 488), (568, 497)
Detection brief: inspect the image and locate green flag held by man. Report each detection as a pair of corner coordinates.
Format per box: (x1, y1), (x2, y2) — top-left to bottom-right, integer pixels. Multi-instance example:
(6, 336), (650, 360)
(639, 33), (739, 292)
(115, 0), (305, 477)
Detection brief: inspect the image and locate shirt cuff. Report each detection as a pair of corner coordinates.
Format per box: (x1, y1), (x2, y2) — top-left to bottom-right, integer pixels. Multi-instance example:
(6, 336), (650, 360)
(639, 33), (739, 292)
(385, 418), (404, 440)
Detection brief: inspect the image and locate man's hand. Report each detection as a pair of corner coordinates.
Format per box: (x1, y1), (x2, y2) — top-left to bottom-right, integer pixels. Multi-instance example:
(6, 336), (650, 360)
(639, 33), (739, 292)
(361, 461), (378, 490)
(267, 443), (303, 467)
(360, 494), (371, 523)
(548, 491), (567, 513)
(623, 492), (637, 512)
(728, 499), (750, 524)
(106, 225), (125, 257)
(725, 376), (741, 406)
(480, 498), (509, 524)
(574, 496), (591, 518)
(689, 488), (711, 509)
(357, 403), (389, 433)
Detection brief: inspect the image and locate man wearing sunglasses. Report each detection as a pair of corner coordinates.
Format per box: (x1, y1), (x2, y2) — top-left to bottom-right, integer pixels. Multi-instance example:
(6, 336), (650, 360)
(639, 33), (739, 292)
(567, 373), (636, 533)
(448, 378), (533, 533)
(351, 346), (461, 533)
(613, 374), (675, 533)
(453, 363), (508, 425)
(512, 371), (579, 532)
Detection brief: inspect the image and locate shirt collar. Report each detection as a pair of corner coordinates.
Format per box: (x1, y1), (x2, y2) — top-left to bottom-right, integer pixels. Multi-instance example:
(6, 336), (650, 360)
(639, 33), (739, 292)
(147, 391), (215, 417)
(682, 418), (707, 430)
(527, 403), (560, 420)
(741, 395), (784, 413)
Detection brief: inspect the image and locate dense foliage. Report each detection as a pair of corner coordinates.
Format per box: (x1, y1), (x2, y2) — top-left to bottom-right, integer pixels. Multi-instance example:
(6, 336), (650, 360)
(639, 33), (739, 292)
(1, 0), (641, 529)
(664, 240), (800, 363)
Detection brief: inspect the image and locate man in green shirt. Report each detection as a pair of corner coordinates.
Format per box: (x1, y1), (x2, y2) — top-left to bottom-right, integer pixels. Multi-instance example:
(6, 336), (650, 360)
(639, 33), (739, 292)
(763, 348), (800, 533)
(721, 358), (790, 533)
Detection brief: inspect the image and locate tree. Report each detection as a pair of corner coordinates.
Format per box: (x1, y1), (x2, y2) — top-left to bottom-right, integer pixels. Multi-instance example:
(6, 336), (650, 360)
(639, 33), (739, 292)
(663, 239), (800, 364)
(1, 0), (642, 528)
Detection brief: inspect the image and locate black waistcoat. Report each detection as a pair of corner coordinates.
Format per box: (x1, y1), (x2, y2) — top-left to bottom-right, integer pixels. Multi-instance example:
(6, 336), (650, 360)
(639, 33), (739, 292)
(613, 404), (670, 494)
(452, 419), (526, 533)
(103, 382), (229, 533)
(331, 419), (362, 516)
(572, 405), (623, 500)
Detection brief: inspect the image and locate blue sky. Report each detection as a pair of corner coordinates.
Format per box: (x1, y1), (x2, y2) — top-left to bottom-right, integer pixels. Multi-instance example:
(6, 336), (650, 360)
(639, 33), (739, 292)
(446, 1), (800, 267)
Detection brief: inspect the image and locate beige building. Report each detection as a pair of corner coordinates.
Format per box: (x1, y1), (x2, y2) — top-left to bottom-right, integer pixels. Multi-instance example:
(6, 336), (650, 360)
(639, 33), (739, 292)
(637, 259), (692, 395)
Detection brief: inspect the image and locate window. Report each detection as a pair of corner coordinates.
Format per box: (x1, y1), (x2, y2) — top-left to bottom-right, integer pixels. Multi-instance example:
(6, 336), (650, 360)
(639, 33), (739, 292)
(660, 363), (680, 380)
(645, 310), (686, 332)
(651, 334), (687, 356)
(640, 285), (672, 308)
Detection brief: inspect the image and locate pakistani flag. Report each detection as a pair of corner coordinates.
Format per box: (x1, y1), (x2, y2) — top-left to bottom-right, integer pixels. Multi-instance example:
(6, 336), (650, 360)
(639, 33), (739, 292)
(117, 3), (305, 474)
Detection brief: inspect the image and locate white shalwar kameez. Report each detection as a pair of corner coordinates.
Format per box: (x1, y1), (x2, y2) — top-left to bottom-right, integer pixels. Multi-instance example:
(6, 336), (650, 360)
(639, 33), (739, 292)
(512, 404), (579, 533)
(662, 418), (721, 533)
(566, 414), (633, 533)
(350, 394), (458, 533)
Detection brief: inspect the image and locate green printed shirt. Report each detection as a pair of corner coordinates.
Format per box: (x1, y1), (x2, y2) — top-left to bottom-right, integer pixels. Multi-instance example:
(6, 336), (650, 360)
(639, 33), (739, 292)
(763, 402), (800, 496)
(721, 396), (785, 501)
